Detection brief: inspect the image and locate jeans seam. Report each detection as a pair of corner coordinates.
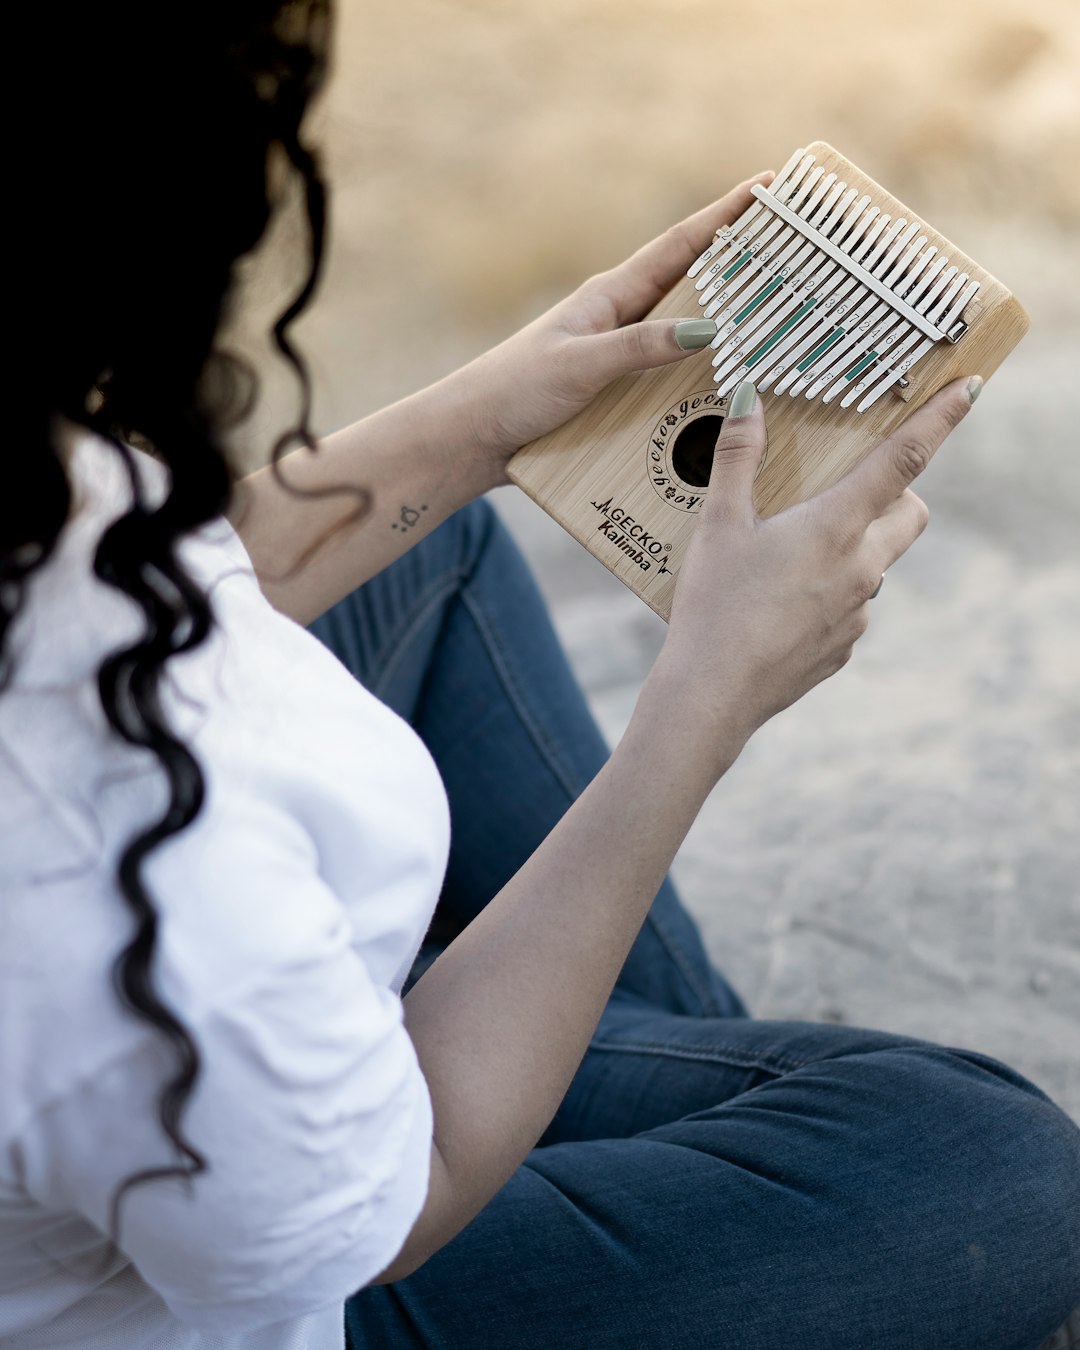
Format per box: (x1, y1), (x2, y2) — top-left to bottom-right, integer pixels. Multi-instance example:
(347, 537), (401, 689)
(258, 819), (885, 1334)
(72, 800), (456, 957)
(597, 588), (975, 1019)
(642, 904), (731, 1018)
(459, 586), (583, 802)
(367, 570), (471, 702)
(588, 1038), (809, 1075)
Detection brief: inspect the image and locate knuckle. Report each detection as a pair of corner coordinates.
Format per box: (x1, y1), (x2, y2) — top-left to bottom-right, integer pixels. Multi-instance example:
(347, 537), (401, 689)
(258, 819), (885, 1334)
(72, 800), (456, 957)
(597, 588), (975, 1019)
(580, 269), (612, 297)
(910, 492), (930, 535)
(891, 434), (935, 483)
(713, 426), (761, 464)
(664, 220), (696, 254)
(569, 277), (618, 333)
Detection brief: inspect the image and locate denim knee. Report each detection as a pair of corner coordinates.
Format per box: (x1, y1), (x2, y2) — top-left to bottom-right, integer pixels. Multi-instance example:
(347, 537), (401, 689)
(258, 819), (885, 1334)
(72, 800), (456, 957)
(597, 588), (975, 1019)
(878, 1043), (1080, 1348)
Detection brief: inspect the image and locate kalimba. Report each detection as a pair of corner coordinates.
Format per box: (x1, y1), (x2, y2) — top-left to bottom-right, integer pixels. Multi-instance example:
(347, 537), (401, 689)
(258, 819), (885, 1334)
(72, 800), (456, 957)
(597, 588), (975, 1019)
(506, 142), (1029, 619)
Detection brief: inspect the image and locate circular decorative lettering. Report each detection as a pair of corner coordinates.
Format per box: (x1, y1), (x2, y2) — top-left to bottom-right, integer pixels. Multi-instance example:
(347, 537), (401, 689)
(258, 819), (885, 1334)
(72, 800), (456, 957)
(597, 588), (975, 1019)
(646, 390), (768, 510)
(646, 392), (726, 512)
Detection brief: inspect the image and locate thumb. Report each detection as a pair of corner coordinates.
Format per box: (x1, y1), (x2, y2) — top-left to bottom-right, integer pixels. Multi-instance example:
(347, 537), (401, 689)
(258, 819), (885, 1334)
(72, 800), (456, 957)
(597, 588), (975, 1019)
(705, 380), (766, 523)
(579, 317), (719, 385)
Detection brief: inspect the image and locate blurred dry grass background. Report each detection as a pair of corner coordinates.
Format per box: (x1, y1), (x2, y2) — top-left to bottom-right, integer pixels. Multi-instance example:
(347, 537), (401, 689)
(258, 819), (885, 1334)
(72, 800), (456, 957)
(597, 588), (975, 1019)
(232, 0), (1080, 440)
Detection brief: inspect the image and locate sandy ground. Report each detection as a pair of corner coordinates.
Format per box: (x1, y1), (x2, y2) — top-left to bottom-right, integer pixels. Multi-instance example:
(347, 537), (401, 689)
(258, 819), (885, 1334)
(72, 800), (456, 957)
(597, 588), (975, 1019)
(229, 0), (1080, 1120)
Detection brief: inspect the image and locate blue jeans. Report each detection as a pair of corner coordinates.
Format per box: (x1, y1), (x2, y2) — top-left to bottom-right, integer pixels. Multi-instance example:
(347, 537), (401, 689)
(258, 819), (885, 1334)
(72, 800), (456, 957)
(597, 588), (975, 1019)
(309, 499), (1080, 1350)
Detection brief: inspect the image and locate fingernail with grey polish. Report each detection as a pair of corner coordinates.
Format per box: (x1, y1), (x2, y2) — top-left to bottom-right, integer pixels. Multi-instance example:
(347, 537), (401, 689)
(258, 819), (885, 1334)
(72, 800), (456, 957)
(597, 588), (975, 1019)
(729, 380), (757, 418)
(674, 318), (719, 351)
(968, 375), (984, 405)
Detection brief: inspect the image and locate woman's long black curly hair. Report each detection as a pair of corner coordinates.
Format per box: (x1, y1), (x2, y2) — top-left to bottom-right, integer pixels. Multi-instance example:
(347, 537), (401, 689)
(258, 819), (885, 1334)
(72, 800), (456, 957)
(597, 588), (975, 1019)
(4, 1), (332, 1237)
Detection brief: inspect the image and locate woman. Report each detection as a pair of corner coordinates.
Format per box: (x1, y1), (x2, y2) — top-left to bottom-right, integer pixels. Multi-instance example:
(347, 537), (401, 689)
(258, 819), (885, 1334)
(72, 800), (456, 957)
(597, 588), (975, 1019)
(3, 3), (1078, 1348)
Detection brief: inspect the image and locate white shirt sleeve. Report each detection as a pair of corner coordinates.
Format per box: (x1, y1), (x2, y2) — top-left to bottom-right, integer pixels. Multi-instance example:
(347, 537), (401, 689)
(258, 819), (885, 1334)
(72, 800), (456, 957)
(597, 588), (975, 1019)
(15, 877), (433, 1335)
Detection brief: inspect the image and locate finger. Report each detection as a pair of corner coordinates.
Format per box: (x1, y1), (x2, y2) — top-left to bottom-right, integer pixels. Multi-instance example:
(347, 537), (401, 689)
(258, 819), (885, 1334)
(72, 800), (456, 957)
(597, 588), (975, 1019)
(703, 380), (766, 525)
(600, 172), (776, 326)
(827, 376), (980, 526)
(577, 316), (720, 384)
(862, 489), (931, 570)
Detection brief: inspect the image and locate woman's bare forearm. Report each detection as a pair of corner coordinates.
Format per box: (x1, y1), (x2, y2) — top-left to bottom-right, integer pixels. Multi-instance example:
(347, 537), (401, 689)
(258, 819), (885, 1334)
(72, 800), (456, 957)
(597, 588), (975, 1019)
(374, 674), (747, 1283)
(227, 375), (497, 626)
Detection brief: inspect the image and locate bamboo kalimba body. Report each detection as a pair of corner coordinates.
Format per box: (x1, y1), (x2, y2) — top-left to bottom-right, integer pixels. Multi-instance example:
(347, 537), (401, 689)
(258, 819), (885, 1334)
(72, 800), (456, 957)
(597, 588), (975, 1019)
(506, 142), (1030, 620)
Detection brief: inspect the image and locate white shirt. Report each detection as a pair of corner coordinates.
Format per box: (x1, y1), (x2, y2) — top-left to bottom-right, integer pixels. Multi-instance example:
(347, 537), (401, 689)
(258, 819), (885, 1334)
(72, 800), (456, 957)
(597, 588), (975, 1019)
(0, 435), (449, 1348)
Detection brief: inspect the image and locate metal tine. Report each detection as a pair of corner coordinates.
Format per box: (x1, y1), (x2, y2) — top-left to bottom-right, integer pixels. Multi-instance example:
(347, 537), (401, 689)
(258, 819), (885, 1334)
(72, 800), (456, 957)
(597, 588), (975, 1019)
(899, 243), (942, 294)
(713, 188), (872, 391)
(687, 147), (807, 280)
(711, 258), (842, 392)
(855, 351), (932, 411)
(693, 157), (817, 294)
(707, 180), (858, 370)
(927, 270), (970, 325)
(712, 182), (863, 352)
(744, 196), (878, 391)
(853, 276), (977, 413)
(832, 198), (877, 254)
(881, 234), (929, 292)
(805, 303), (901, 400)
(902, 251), (948, 307)
(753, 198), (881, 390)
(767, 205), (896, 394)
(709, 245), (833, 377)
(853, 327), (937, 412)
(873, 220), (924, 283)
(734, 273), (862, 395)
(839, 323), (924, 407)
(756, 276), (860, 392)
(794, 219), (924, 398)
(824, 317), (913, 404)
(844, 212), (895, 268)
(695, 211), (784, 299)
(783, 214), (912, 396)
(792, 299), (892, 398)
(851, 274), (978, 413)
(698, 163), (825, 309)
(705, 234), (816, 327)
(783, 203), (907, 353)
(858, 215), (911, 275)
(816, 183), (862, 236)
(847, 212), (893, 268)
(699, 215), (787, 311)
(769, 263), (892, 394)
(701, 170), (839, 323)
(912, 263), (959, 318)
(691, 202), (780, 293)
(820, 244), (945, 405)
(687, 201), (763, 281)
(938, 277), (981, 331)
(709, 235), (821, 360)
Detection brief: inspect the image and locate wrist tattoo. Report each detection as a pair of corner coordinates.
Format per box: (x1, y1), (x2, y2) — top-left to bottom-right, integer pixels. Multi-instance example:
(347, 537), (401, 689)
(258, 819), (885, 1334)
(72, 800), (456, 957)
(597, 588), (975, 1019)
(391, 504), (429, 532)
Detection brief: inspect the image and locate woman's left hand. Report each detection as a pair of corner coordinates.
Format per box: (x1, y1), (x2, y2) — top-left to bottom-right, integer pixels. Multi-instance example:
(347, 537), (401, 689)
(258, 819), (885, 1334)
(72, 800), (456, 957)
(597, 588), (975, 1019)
(449, 170), (774, 488)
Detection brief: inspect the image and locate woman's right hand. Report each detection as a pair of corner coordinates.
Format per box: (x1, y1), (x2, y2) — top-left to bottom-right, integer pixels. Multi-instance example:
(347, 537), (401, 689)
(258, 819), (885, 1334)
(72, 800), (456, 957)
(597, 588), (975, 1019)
(647, 375), (981, 773)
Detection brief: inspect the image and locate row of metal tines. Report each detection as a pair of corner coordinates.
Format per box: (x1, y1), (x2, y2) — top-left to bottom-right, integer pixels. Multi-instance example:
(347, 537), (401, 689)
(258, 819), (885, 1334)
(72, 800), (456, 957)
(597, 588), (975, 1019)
(687, 149), (980, 412)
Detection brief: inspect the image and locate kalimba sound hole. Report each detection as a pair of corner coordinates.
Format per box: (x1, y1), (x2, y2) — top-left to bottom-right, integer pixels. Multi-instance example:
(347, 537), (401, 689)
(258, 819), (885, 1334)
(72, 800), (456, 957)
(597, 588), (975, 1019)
(671, 414), (725, 488)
